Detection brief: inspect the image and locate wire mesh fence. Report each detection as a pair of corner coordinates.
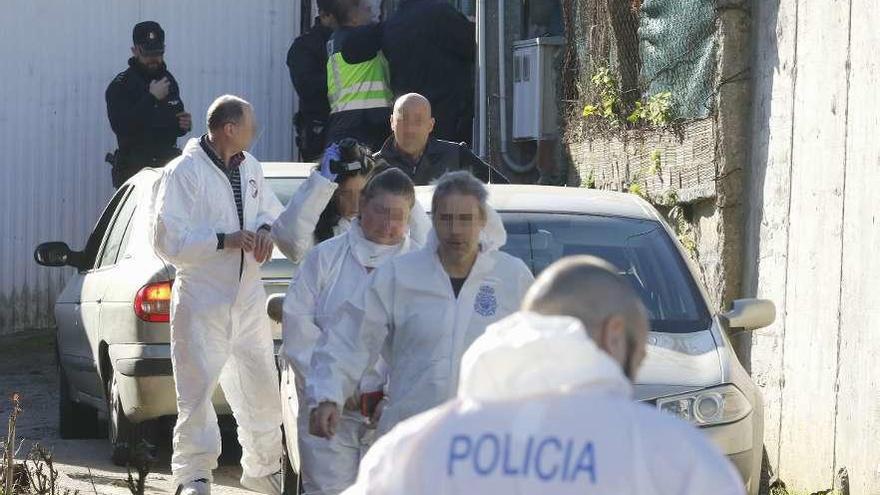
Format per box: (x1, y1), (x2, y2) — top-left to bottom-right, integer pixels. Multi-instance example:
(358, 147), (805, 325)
(561, 0), (719, 142)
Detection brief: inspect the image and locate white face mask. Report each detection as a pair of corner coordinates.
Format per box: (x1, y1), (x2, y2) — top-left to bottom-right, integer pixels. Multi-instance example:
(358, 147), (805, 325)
(349, 220), (407, 268)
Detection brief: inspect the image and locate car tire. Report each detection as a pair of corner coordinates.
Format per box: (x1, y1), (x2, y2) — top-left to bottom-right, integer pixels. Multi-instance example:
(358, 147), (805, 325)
(757, 446), (771, 495)
(282, 449), (300, 495)
(58, 363), (100, 439)
(108, 370), (154, 467)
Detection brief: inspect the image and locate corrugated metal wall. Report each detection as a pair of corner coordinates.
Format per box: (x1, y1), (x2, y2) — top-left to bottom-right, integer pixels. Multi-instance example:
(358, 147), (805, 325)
(0, 1), (300, 332)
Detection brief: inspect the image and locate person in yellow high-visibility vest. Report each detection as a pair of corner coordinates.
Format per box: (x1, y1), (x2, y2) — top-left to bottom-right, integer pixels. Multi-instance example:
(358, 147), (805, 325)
(324, 0), (392, 152)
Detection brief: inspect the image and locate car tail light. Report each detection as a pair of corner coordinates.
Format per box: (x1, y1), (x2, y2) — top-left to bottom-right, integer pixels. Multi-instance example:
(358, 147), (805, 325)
(135, 281), (173, 323)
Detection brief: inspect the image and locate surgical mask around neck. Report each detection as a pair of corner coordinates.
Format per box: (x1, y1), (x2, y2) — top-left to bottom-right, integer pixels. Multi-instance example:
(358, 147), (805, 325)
(350, 220), (406, 268)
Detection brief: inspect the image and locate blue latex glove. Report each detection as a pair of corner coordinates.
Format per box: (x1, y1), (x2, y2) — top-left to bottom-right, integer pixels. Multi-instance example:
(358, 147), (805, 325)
(319, 143), (341, 182)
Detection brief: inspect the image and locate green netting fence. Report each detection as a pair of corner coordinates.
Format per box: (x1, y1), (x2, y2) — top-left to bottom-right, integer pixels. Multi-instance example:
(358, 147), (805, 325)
(561, 0), (719, 136)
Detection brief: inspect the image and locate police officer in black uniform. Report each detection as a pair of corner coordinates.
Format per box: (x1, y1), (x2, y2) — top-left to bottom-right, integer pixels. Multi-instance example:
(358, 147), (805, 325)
(106, 21), (191, 188)
(287, 2), (336, 161)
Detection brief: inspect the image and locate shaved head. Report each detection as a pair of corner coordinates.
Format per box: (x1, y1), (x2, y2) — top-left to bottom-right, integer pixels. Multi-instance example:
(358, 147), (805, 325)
(522, 256), (649, 378)
(393, 93), (432, 116)
(391, 93), (435, 157)
(523, 256), (646, 337)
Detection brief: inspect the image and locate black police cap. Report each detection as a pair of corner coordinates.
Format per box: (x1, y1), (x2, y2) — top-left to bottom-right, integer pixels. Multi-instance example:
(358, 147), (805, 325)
(133, 21), (165, 55)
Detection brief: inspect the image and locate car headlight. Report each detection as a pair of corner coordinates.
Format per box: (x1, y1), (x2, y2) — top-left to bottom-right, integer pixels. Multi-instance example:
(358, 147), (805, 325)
(655, 384), (751, 427)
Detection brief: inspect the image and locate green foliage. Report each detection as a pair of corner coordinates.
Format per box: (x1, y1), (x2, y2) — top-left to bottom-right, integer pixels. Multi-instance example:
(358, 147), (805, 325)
(583, 169), (596, 189)
(667, 204), (697, 259)
(628, 91), (674, 126)
(658, 188), (678, 207)
(582, 104), (598, 119)
(582, 67), (675, 128)
(582, 67), (621, 124)
(648, 149), (663, 176)
(627, 182), (646, 198)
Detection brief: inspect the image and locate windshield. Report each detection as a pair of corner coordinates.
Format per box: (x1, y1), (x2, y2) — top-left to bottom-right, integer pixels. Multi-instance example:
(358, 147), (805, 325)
(499, 213), (711, 333)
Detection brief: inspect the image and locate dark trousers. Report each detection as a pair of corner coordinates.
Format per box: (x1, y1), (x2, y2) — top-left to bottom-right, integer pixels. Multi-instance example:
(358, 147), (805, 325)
(325, 108), (391, 153)
(111, 148), (181, 188)
(295, 112), (329, 162)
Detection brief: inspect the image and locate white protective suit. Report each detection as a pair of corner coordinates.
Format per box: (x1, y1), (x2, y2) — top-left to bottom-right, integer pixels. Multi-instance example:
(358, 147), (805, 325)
(308, 213), (535, 437)
(282, 219), (423, 495)
(152, 138), (284, 486)
(342, 312), (745, 495)
(271, 171), (431, 264)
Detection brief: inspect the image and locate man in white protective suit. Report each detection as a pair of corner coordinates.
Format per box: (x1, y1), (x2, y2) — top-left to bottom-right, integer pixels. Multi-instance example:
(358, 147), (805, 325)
(341, 255), (745, 495)
(309, 171), (535, 440)
(282, 168), (426, 495)
(152, 95), (285, 495)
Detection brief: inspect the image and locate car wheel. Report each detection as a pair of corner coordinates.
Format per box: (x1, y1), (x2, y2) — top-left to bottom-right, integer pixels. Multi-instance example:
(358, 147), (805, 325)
(758, 446), (772, 495)
(108, 370), (154, 467)
(58, 363), (100, 439)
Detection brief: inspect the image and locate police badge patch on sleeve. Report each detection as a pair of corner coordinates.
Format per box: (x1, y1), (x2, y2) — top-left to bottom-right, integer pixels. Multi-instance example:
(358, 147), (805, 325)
(474, 285), (498, 317)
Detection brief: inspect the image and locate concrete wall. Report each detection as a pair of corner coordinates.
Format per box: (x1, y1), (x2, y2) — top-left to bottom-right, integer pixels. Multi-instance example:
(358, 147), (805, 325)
(745, 0), (880, 492)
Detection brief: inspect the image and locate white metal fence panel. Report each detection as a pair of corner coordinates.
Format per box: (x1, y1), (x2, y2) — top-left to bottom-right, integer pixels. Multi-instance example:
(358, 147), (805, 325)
(0, 0), (299, 332)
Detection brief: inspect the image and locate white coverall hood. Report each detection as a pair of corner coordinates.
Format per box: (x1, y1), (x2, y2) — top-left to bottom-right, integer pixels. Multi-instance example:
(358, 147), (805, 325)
(457, 312), (632, 402)
(341, 312), (745, 495)
(424, 204), (507, 253)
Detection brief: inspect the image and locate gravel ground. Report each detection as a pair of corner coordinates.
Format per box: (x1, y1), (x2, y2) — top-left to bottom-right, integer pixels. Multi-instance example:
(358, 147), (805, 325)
(0, 329), (257, 495)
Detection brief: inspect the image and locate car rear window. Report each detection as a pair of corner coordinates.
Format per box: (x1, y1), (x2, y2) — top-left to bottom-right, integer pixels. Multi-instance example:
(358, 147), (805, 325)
(499, 213), (712, 333)
(267, 177), (307, 205)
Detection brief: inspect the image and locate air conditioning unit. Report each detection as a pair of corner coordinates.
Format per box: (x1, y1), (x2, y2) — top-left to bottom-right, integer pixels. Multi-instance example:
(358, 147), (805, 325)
(512, 36), (564, 141)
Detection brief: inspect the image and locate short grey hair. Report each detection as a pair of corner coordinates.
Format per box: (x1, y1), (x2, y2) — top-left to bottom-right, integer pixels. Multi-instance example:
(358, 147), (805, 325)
(522, 255), (647, 341)
(431, 171), (488, 217)
(206, 95), (250, 131)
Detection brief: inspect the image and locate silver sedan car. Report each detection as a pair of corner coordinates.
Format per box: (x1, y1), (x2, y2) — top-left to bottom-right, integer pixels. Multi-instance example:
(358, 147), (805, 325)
(423, 185), (774, 495)
(273, 183), (774, 495)
(34, 163), (311, 466)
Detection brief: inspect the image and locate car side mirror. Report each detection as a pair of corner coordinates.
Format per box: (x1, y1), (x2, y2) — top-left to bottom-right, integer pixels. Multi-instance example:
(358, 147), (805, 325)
(723, 299), (776, 332)
(34, 242), (73, 268)
(267, 293), (285, 324)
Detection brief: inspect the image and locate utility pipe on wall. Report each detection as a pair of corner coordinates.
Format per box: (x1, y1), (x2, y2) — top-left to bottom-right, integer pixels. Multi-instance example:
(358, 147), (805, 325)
(497, 0), (537, 173)
(477, 0), (488, 158)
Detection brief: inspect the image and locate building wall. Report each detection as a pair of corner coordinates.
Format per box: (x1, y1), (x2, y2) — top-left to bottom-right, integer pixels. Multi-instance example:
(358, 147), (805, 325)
(0, 1), (298, 333)
(745, 0), (880, 492)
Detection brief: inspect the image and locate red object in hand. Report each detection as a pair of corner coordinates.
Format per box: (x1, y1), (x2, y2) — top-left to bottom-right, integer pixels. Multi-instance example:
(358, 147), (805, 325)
(361, 391), (384, 417)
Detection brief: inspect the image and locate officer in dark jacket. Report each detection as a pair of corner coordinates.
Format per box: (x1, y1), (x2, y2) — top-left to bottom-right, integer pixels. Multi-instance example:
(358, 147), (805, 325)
(106, 21), (191, 188)
(342, 0), (476, 144)
(287, 7), (335, 161)
(375, 93), (507, 185)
